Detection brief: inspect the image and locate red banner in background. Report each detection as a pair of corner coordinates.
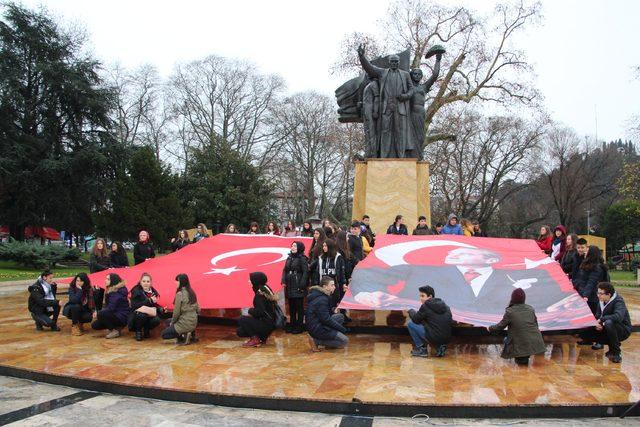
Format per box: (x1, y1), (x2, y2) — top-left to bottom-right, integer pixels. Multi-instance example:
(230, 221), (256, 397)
(80, 234), (311, 309)
(339, 235), (597, 331)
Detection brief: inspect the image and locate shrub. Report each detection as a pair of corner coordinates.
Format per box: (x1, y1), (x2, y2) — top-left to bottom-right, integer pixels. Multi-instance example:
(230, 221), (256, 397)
(0, 240), (80, 269)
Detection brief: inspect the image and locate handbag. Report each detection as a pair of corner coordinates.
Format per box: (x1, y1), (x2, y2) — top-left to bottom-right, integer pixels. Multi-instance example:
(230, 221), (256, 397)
(136, 305), (157, 317)
(272, 303), (286, 329)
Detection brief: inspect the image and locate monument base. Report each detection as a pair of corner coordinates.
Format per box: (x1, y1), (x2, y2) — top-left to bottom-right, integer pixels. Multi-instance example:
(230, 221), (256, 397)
(352, 158), (430, 235)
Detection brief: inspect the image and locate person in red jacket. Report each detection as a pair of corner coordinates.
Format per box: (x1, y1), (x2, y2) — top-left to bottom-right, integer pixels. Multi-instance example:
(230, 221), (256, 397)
(536, 225), (553, 256)
(551, 225), (567, 262)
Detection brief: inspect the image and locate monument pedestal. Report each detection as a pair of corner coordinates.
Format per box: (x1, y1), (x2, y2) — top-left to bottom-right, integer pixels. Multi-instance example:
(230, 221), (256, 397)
(352, 159), (431, 235)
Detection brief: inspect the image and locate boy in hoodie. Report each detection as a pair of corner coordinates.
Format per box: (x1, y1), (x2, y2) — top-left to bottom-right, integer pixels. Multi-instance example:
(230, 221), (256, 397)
(306, 276), (349, 352)
(407, 285), (453, 357)
(441, 214), (463, 235)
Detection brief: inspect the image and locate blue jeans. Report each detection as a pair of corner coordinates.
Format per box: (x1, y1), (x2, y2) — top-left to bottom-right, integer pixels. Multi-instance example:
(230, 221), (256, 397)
(407, 319), (427, 347)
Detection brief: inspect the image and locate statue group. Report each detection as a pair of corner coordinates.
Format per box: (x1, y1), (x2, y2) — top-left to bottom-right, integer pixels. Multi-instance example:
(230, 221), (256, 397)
(335, 45), (445, 160)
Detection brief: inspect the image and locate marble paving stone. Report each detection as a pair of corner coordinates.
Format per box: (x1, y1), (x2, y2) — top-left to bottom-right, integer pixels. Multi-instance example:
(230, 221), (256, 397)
(0, 289), (639, 409)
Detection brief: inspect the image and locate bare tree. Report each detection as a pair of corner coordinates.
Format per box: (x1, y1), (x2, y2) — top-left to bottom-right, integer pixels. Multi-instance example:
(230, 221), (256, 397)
(167, 55), (285, 170)
(425, 106), (545, 226)
(540, 127), (623, 231)
(334, 0), (542, 148)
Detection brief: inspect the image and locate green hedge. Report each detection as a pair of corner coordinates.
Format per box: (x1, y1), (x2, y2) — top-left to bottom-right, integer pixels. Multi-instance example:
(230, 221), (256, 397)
(0, 240), (80, 269)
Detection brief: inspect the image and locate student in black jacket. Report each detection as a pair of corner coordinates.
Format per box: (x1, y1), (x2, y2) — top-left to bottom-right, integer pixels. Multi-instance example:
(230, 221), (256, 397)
(133, 230), (155, 265)
(128, 273), (163, 341)
(310, 238), (347, 309)
(387, 215), (408, 235)
(63, 273), (95, 336)
(560, 234), (579, 279)
(109, 242), (129, 268)
(406, 285), (452, 358)
(89, 238), (110, 273)
(237, 272), (277, 348)
(582, 283), (632, 363)
(347, 221), (364, 263)
(281, 242), (309, 334)
(306, 276), (349, 352)
(27, 270), (61, 331)
(170, 230), (190, 252)
(572, 245), (608, 317)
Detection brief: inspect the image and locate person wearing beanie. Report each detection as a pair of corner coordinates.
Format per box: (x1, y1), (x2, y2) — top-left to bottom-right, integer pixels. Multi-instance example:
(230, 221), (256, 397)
(488, 288), (546, 366)
(281, 241), (309, 334)
(237, 272), (278, 347)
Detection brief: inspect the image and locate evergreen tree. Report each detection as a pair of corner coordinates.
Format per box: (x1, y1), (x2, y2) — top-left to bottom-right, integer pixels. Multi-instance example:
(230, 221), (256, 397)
(603, 199), (640, 255)
(0, 3), (115, 239)
(182, 142), (272, 231)
(95, 147), (189, 250)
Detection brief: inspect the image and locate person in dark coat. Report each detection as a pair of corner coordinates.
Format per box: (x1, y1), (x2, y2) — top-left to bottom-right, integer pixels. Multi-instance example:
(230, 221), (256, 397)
(488, 288), (547, 366)
(472, 220), (487, 237)
(387, 214), (409, 235)
(310, 238), (347, 309)
(348, 221), (365, 262)
(133, 230), (155, 265)
(361, 215), (376, 247)
(89, 238), (110, 273)
(412, 216), (433, 235)
(109, 241), (129, 268)
(300, 221), (314, 238)
(63, 272), (95, 336)
(407, 285), (452, 358)
(91, 273), (130, 339)
(306, 276), (349, 352)
(128, 273), (163, 341)
(170, 230), (190, 252)
(308, 227), (326, 261)
(237, 272), (277, 347)
(27, 270), (61, 331)
(581, 283), (632, 363)
(572, 245), (608, 320)
(560, 233), (579, 279)
(281, 241), (309, 334)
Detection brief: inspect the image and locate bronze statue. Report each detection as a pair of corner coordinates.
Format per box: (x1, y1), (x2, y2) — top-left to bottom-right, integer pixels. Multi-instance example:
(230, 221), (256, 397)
(335, 44), (445, 160)
(357, 45), (414, 158)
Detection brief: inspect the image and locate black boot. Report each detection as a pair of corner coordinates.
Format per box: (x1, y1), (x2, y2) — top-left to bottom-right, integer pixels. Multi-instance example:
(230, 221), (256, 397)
(50, 324), (61, 332)
(35, 321), (43, 331)
(436, 345), (447, 357)
(143, 327), (150, 339)
(135, 330), (143, 341)
(191, 330), (199, 343)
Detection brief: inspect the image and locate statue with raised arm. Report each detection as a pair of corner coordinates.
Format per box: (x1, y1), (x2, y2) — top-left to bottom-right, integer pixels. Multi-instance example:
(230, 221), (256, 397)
(409, 45), (445, 160)
(357, 44), (414, 158)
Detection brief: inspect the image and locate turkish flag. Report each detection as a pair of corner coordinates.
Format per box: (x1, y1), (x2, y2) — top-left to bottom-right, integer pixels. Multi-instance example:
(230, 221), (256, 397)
(81, 234), (311, 309)
(340, 235), (596, 331)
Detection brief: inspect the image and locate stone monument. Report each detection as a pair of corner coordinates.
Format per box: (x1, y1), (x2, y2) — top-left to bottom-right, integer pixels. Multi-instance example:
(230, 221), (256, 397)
(336, 44), (445, 235)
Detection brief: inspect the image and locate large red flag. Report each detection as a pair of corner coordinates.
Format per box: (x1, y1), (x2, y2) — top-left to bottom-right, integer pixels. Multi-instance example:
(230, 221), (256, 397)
(340, 235), (597, 331)
(81, 234), (311, 309)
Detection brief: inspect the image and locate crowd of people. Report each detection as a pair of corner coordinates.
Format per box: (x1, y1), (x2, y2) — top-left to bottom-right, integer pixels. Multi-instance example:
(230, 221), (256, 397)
(26, 214), (633, 365)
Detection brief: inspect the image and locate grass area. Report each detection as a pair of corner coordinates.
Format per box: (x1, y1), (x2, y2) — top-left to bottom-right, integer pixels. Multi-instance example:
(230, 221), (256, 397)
(0, 260), (88, 282)
(610, 270), (637, 283)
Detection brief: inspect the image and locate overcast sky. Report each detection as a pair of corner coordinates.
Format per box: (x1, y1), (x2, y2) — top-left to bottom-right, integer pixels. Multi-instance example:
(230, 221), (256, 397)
(17, 0), (640, 141)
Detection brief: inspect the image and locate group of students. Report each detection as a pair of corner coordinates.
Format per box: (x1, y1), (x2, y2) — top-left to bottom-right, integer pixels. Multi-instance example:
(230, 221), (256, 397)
(28, 270), (200, 344)
(537, 225), (633, 363)
(386, 213), (487, 237)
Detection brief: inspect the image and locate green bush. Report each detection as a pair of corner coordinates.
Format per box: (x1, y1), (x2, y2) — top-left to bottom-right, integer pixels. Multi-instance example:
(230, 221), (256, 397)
(0, 241), (80, 269)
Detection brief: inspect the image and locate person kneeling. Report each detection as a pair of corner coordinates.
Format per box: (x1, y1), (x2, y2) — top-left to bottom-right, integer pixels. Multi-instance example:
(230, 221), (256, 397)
(28, 270), (61, 332)
(237, 272), (278, 348)
(488, 288), (546, 366)
(63, 273), (95, 336)
(128, 273), (163, 341)
(91, 273), (130, 339)
(306, 276), (349, 352)
(407, 285), (452, 358)
(162, 274), (200, 345)
(583, 282), (631, 363)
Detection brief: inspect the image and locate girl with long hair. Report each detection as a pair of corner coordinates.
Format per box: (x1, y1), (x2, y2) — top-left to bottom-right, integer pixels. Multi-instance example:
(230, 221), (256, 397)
(109, 241), (129, 267)
(91, 273), (130, 339)
(171, 230), (190, 252)
(128, 273), (163, 341)
(536, 225), (553, 256)
(63, 273), (95, 336)
(89, 238), (110, 273)
(310, 238), (347, 310)
(161, 274), (200, 345)
(283, 220), (299, 237)
(265, 221), (281, 235)
(309, 227), (327, 261)
(300, 221), (314, 237)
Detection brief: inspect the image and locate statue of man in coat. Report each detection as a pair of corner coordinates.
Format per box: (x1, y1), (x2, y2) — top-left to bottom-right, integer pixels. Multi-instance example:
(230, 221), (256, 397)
(357, 44), (414, 159)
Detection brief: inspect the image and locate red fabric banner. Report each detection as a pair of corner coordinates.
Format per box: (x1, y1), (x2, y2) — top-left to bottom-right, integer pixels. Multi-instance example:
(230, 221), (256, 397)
(339, 235), (597, 331)
(82, 234), (311, 309)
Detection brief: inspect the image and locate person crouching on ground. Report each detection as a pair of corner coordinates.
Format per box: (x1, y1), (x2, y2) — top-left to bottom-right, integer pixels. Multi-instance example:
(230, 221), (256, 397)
(162, 274), (200, 345)
(63, 273), (95, 336)
(488, 288), (546, 366)
(237, 272), (278, 348)
(306, 276), (349, 352)
(28, 269), (61, 332)
(128, 272), (163, 341)
(406, 285), (452, 357)
(91, 273), (130, 339)
(581, 282), (632, 363)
